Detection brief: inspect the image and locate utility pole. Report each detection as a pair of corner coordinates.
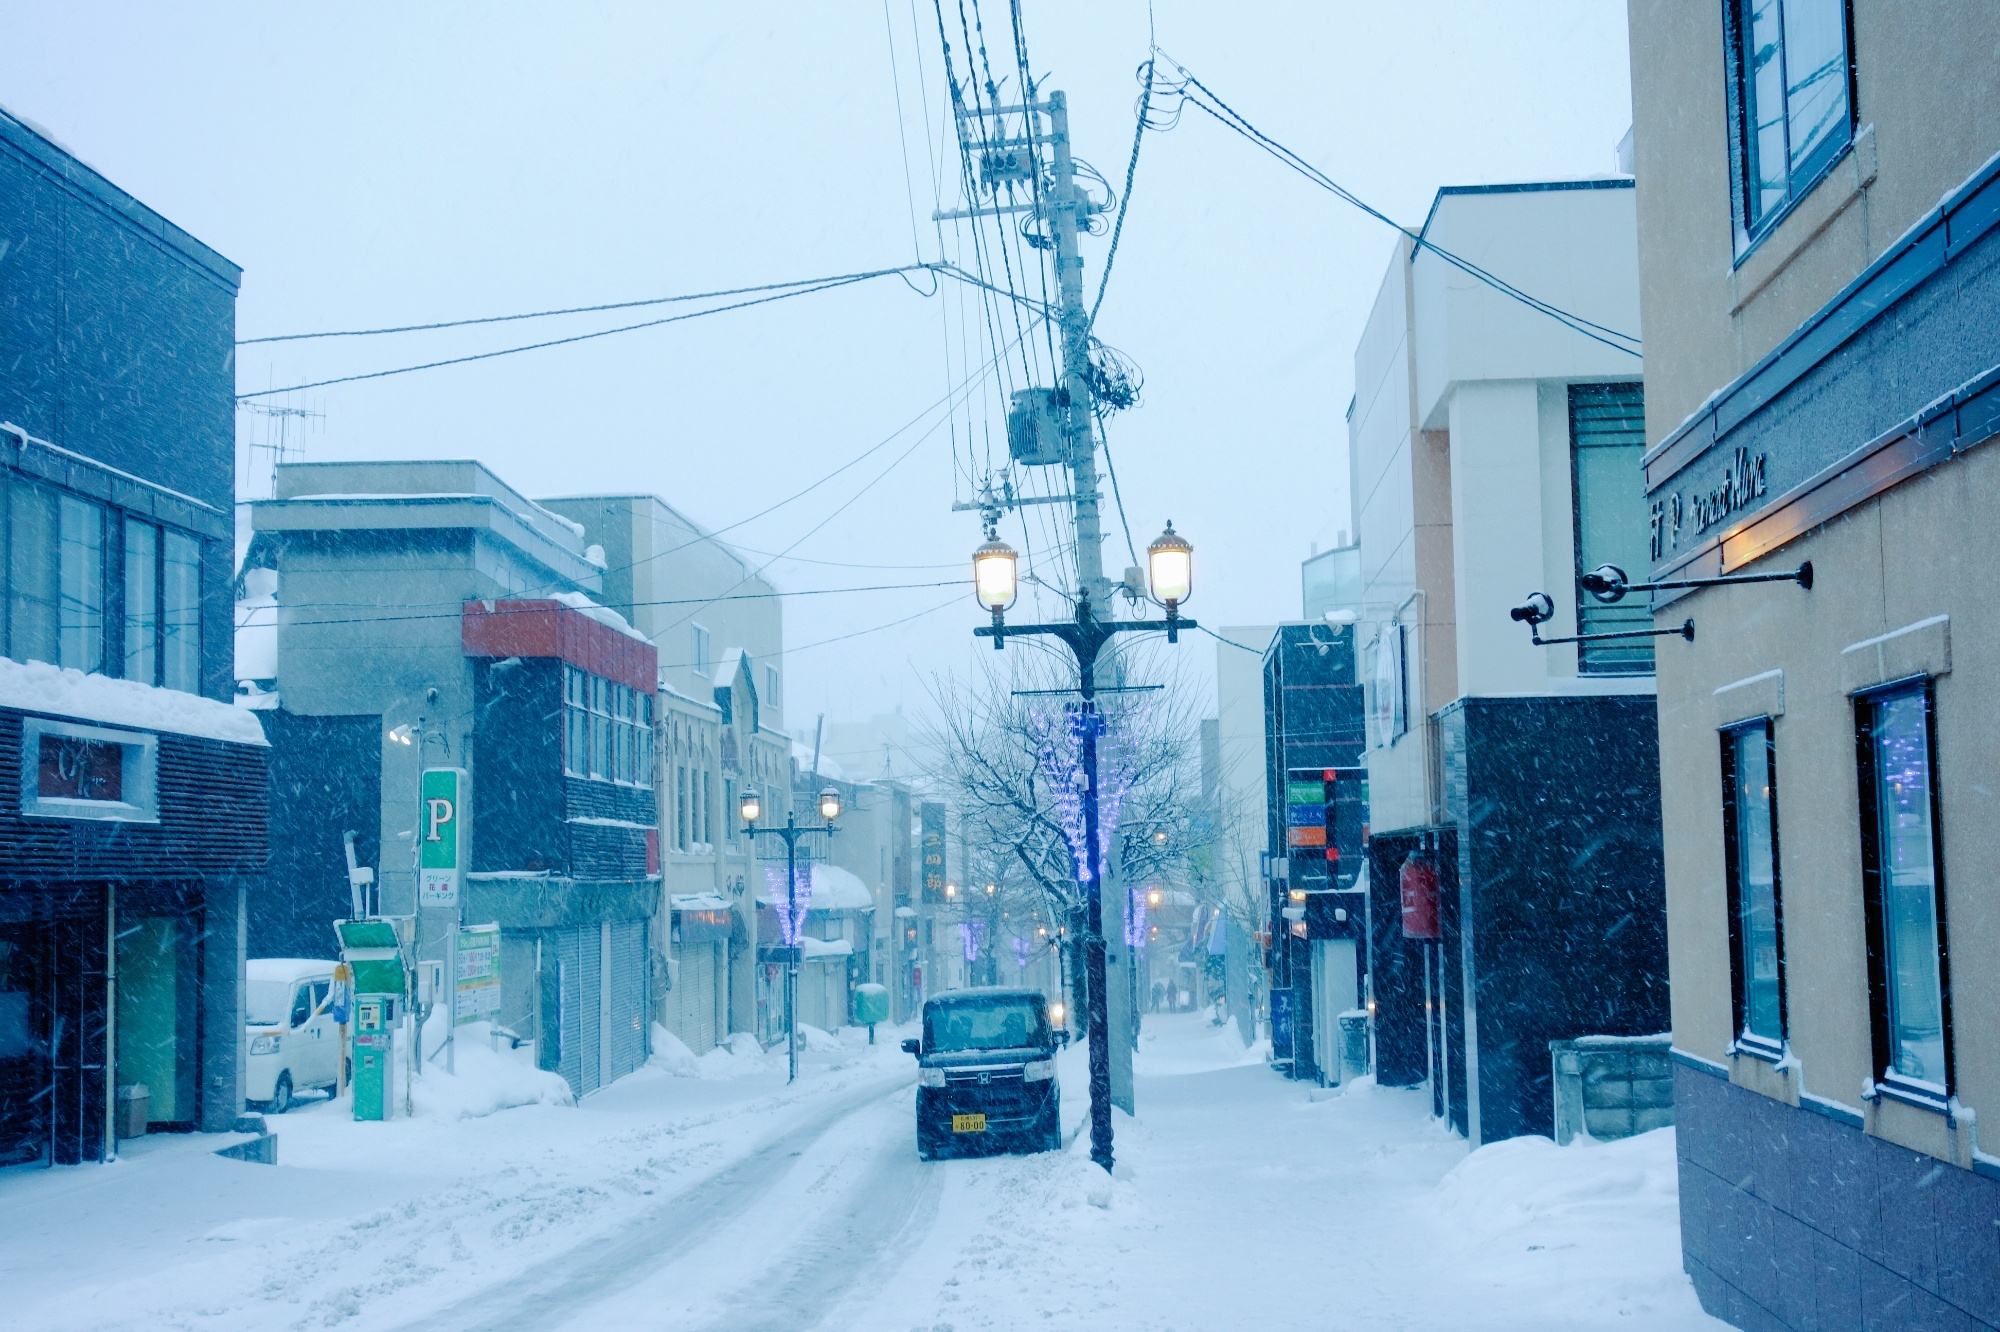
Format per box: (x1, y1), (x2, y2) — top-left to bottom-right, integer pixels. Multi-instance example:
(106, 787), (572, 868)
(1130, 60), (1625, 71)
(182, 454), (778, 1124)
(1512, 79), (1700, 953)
(1044, 91), (1109, 606)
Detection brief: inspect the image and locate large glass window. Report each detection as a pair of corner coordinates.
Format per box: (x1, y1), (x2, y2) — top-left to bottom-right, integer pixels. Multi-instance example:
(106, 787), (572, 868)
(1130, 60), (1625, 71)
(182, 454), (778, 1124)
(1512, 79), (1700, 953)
(124, 519), (159, 685)
(58, 495), (104, 673)
(562, 665), (654, 788)
(1857, 681), (1950, 1100)
(1570, 383), (1653, 675)
(1726, 0), (1853, 244)
(1722, 720), (1784, 1052)
(161, 530), (201, 693)
(8, 481), (60, 667)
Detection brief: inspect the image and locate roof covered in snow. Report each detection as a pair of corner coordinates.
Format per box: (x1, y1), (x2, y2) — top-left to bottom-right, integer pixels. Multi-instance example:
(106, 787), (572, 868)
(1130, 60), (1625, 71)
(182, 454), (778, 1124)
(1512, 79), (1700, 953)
(763, 863), (875, 913)
(0, 657), (268, 747)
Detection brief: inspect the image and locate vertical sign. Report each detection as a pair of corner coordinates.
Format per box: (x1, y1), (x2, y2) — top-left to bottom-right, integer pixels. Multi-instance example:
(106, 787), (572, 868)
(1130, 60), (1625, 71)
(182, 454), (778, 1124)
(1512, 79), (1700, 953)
(419, 767), (467, 907)
(455, 922), (501, 1024)
(920, 801), (947, 903)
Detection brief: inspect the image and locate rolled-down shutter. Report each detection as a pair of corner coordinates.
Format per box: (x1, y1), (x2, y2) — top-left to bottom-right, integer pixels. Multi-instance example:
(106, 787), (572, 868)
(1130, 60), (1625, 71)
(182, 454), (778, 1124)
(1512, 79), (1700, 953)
(556, 927), (584, 1096)
(579, 925), (602, 1095)
(606, 920), (647, 1084)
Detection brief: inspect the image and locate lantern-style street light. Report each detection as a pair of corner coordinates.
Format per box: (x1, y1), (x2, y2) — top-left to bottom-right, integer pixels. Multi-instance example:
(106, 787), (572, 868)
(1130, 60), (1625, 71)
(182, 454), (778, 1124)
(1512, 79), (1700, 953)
(969, 521), (1197, 1173)
(738, 784), (839, 1084)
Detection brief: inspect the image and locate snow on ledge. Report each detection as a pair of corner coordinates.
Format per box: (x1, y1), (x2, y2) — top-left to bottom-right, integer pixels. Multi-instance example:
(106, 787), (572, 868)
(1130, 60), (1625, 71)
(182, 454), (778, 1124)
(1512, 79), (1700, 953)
(0, 657), (269, 746)
(547, 590), (650, 643)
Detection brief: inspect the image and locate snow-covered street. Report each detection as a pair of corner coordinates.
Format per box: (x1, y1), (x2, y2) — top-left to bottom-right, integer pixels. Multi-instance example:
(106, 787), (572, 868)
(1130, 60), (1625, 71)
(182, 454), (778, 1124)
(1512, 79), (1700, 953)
(1, 1013), (1720, 1331)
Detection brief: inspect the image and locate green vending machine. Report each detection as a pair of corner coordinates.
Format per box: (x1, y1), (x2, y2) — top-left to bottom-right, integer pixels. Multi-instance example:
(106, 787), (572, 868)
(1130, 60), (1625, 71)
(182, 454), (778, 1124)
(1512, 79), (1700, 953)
(336, 919), (408, 1122)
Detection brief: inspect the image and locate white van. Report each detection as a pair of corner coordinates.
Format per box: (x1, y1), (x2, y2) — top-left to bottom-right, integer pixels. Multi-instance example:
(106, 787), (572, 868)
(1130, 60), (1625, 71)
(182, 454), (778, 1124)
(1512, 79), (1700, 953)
(245, 958), (342, 1114)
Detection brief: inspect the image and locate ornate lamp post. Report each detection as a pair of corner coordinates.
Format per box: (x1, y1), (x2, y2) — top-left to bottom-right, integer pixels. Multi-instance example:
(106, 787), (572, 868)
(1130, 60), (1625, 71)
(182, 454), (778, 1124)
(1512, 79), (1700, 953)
(969, 520), (1197, 1172)
(739, 783), (842, 1083)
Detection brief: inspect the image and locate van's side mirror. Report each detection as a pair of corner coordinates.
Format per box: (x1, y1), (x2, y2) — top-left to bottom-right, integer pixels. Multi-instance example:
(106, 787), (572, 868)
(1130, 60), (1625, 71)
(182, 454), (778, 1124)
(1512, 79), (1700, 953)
(901, 1038), (921, 1057)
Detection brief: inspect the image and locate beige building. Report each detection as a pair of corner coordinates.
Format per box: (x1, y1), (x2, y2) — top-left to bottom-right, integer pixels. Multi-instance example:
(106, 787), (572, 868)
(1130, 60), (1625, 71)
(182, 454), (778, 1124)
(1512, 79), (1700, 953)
(1626, 0), (2000, 1325)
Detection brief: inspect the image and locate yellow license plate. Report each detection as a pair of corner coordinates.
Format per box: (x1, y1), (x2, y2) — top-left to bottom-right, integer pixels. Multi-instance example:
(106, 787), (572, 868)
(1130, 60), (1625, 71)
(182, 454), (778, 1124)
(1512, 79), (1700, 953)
(951, 1113), (987, 1134)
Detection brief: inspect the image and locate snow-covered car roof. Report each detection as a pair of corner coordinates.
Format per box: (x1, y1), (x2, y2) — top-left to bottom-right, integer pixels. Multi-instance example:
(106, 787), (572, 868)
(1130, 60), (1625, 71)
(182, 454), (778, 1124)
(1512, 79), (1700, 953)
(247, 958), (338, 983)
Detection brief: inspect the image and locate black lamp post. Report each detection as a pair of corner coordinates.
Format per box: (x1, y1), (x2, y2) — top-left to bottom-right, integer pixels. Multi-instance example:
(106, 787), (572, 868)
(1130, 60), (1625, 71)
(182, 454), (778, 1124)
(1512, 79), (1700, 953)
(739, 784), (842, 1084)
(968, 520), (1196, 1173)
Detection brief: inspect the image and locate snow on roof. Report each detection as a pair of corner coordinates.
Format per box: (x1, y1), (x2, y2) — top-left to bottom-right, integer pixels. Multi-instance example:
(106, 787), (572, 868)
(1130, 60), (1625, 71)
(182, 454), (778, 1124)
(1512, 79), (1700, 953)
(801, 936), (853, 958)
(762, 863), (875, 913)
(670, 893), (731, 912)
(247, 957), (338, 981)
(548, 590), (649, 643)
(0, 657), (269, 747)
(791, 738), (847, 781)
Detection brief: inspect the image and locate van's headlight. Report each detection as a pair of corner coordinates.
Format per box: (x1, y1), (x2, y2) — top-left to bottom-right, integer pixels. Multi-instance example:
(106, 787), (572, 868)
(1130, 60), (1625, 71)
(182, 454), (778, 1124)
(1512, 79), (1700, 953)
(250, 1034), (280, 1055)
(1023, 1059), (1056, 1082)
(917, 1067), (946, 1087)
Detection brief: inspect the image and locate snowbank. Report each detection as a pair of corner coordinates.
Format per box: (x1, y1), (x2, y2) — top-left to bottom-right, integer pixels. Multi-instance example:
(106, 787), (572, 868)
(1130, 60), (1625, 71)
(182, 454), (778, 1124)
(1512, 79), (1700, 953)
(409, 1018), (573, 1120)
(0, 655), (269, 745)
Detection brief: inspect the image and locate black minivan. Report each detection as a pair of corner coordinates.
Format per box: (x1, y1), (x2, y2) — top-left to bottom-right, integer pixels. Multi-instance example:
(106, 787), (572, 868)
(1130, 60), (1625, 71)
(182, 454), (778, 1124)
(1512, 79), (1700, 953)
(903, 988), (1063, 1159)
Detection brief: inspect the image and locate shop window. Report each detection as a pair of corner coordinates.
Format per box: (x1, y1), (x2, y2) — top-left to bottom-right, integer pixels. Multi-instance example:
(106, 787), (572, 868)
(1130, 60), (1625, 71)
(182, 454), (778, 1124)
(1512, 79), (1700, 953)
(19, 716), (158, 823)
(1724, 0), (1854, 250)
(1721, 719), (1785, 1055)
(1570, 383), (1652, 675)
(1856, 679), (1951, 1106)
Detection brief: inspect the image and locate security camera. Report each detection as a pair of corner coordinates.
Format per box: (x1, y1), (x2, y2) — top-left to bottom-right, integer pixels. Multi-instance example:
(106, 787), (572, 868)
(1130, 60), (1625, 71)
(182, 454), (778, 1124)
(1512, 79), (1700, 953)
(1579, 564), (1630, 603)
(425, 687), (441, 706)
(1509, 592), (1555, 626)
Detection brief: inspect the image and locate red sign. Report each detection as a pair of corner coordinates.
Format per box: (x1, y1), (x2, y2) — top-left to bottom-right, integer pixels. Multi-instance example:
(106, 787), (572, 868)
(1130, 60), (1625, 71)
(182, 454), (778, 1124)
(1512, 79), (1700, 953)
(1400, 853), (1440, 940)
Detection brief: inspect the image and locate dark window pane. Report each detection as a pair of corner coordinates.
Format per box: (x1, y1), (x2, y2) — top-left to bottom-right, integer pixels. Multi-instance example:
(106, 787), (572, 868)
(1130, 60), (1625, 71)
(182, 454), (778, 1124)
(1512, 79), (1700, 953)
(124, 519), (159, 685)
(1570, 384), (1653, 674)
(162, 530), (201, 693)
(1870, 690), (1946, 1086)
(9, 482), (59, 665)
(1733, 728), (1782, 1041)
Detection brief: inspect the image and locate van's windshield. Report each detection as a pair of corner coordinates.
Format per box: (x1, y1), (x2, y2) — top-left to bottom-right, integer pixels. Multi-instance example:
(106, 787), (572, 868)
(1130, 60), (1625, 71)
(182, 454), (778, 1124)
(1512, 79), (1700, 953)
(924, 996), (1050, 1053)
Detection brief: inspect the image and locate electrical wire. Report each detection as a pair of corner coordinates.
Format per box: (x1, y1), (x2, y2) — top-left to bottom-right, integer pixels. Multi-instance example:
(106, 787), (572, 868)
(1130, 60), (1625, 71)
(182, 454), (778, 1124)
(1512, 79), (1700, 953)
(238, 264), (936, 345)
(1151, 49), (1643, 358)
(239, 578), (968, 621)
(1089, 57), (1154, 330)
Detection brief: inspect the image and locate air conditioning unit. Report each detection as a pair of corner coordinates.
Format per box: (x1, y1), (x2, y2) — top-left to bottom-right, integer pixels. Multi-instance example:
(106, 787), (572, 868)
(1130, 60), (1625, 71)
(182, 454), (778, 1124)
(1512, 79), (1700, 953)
(1006, 388), (1067, 466)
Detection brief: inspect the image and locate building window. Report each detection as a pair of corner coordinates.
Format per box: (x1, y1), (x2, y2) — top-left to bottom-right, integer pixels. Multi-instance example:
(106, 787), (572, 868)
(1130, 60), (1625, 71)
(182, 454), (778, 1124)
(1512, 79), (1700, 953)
(563, 666), (654, 788)
(724, 777), (737, 844)
(691, 624), (711, 677)
(123, 519), (158, 685)
(1724, 0), (1854, 248)
(18, 716), (158, 823)
(1856, 680), (1951, 1104)
(1721, 719), (1784, 1054)
(765, 665), (779, 708)
(676, 764), (689, 849)
(161, 529), (201, 693)
(1570, 383), (1652, 675)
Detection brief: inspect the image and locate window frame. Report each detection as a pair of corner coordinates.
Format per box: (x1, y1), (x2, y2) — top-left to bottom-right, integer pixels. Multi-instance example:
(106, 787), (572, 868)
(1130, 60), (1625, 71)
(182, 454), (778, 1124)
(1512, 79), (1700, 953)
(1721, 0), (1858, 258)
(1720, 716), (1786, 1059)
(1853, 675), (1954, 1111)
(18, 716), (159, 823)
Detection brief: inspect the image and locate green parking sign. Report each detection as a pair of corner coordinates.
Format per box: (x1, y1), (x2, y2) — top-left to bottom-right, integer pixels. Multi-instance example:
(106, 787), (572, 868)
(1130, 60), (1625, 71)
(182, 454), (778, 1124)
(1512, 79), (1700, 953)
(418, 767), (467, 907)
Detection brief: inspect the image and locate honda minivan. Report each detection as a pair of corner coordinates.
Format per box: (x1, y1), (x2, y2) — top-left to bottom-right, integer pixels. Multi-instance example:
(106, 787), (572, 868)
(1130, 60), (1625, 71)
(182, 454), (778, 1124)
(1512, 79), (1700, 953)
(903, 988), (1063, 1159)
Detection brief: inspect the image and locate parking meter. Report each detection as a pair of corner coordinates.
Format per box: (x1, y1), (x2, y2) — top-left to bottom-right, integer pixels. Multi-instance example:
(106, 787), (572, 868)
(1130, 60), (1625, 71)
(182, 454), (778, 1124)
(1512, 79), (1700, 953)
(352, 995), (396, 1121)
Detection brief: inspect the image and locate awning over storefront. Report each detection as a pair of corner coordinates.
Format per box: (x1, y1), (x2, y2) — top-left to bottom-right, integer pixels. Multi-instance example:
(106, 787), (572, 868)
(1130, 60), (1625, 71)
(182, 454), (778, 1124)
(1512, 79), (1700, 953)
(671, 893), (733, 943)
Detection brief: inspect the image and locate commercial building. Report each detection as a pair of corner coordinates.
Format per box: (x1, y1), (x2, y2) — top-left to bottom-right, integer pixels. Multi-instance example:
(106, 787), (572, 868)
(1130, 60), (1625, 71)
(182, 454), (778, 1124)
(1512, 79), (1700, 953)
(0, 107), (265, 1163)
(1626, 1), (2000, 1324)
(1350, 179), (1669, 1145)
(543, 495), (790, 1054)
(243, 461), (657, 1097)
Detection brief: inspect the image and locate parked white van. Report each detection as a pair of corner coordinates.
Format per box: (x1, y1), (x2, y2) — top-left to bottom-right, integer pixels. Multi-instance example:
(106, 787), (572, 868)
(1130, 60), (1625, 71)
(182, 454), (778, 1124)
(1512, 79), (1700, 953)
(246, 958), (342, 1114)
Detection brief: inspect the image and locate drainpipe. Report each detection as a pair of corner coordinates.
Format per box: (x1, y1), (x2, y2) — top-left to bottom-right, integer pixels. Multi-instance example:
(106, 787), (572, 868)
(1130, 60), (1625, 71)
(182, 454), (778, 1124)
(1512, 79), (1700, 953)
(103, 886), (116, 1163)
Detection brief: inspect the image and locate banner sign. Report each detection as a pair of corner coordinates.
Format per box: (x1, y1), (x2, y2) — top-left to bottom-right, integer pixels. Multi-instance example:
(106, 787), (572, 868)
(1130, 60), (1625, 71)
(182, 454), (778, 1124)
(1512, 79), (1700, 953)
(920, 802), (947, 903)
(419, 767), (467, 907)
(455, 922), (501, 1024)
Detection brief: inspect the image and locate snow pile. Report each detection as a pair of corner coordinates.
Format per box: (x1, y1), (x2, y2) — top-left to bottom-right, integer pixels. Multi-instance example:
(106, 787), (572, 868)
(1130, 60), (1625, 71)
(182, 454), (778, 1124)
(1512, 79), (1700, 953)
(648, 1023), (701, 1077)
(1429, 1127), (1707, 1326)
(1133, 1011), (1267, 1076)
(409, 1021), (573, 1120)
(0, 655), (269, 745)
(797, 1023), (840, 1052)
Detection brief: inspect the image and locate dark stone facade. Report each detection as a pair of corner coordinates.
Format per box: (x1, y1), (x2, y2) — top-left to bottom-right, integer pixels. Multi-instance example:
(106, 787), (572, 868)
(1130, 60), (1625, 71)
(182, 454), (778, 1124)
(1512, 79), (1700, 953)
(1675, 1060), (2000, 1330)
(1438, 694), (1670, 1143)
(255, 711), (382, 960)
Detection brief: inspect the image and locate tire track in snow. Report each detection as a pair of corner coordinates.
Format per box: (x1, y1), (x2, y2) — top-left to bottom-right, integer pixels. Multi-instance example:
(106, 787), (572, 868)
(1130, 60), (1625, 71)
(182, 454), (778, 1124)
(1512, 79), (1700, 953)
(394, 1074), (912, 1332)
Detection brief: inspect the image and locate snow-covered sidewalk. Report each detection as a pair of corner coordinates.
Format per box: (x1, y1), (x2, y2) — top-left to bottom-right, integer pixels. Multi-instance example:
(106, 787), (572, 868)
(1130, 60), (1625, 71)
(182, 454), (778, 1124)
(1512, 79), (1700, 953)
(844, 1010), (1725, 1331)
(0, 1012), (1724, 1331)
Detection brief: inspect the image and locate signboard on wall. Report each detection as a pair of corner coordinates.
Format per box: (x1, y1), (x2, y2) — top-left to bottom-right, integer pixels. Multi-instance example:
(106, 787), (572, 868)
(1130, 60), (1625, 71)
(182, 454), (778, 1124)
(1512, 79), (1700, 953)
(419, 767), (468, 907)
(455, 923), (501, 1024)
(920, 801), (947, 903)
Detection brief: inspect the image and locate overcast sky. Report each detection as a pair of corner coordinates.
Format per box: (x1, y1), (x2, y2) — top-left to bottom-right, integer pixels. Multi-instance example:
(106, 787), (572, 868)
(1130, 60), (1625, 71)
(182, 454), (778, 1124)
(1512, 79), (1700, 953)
(0, 2), (1633, 734)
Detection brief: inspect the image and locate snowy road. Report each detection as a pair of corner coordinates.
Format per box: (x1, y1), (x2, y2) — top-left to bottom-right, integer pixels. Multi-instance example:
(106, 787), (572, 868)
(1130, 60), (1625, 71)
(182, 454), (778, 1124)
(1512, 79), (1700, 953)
(0, 1016), (1723, 1331)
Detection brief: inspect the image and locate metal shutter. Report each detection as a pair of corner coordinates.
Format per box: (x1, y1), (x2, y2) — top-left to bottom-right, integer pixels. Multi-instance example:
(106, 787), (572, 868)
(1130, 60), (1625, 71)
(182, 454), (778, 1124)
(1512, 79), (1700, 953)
(606, 921), (647, 1084)
(579, 925), (602, 1095)
(672, 941), (719, 1054)
(556, 927), (584, 1096)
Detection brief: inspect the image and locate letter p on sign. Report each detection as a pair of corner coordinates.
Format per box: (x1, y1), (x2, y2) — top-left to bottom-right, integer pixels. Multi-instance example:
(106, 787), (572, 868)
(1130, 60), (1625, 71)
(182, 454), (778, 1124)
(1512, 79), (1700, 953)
(418, 768), (467, 908)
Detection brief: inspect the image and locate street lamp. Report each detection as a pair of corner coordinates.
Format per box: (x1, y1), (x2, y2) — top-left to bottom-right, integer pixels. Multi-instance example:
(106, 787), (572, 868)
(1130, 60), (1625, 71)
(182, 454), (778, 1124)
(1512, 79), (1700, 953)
(969, 523), (1197, 1174)
(738, 786), (838, 1083)
(1147, 887), (1163, 909)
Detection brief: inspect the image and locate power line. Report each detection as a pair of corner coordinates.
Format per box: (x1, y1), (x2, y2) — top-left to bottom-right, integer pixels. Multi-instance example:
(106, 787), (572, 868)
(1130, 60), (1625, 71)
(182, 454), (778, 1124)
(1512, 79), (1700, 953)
(1151, 50), (1642, 358)
(1089, 56), (1154, 330)
(238, 578), (968, 622)
(237, 264), (936, 345)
